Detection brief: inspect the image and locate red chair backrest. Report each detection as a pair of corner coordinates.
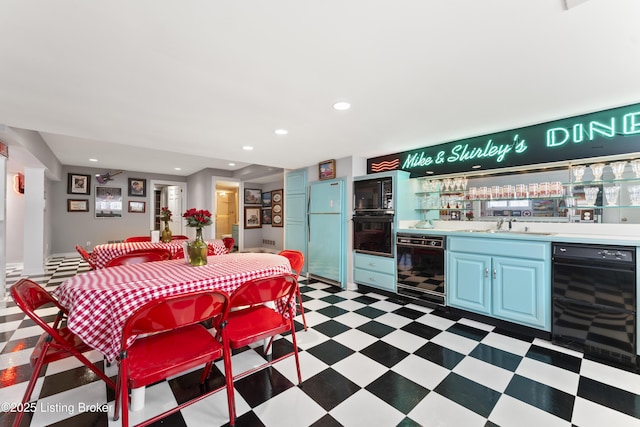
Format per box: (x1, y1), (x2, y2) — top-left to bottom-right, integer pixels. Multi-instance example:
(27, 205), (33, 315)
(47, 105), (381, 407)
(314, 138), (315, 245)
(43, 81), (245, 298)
(278, 250), (304, 279)
(105, 251), (165, 267)
(75, 245), (97, 269)
(11, 279), (68, 337)
(124, 236), (151, 242)
(127, 248), (172, 260)
(171, 235), (189, 240)
(223, 237), (234, 252)
(121, 290), (229, 349)
(229, 274), (297, 309)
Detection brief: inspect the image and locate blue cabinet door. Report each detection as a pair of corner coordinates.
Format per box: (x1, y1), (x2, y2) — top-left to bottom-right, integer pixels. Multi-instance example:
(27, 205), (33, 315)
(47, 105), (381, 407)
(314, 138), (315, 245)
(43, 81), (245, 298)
(492, 257), (549, 330)
(447, 252), (491, 315)
(285, 169), (308, 271)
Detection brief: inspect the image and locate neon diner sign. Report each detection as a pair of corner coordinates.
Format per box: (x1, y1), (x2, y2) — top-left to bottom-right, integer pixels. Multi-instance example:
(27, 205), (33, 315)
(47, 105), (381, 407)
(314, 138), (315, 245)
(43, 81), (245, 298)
(367, 103), (640, 176)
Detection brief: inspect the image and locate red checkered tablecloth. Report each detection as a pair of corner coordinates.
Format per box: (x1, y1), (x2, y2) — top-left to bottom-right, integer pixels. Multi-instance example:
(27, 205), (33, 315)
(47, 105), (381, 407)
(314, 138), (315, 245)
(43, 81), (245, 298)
(53, 253), (292, 361)
(90, 239), (228, 269)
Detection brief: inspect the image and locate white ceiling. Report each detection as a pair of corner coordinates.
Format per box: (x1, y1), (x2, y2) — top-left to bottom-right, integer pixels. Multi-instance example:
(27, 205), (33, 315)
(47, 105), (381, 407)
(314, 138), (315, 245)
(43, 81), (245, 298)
(0, 0), (639, 177)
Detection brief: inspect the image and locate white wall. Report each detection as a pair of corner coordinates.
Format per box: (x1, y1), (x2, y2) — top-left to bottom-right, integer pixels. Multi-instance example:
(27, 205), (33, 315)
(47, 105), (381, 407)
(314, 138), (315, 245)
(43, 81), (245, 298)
(5, 171), (24, 263)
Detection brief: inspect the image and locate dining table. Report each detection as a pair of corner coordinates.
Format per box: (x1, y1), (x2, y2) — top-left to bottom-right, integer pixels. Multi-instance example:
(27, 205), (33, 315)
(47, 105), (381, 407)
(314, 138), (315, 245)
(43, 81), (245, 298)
(53, 252), (293, 411)
(89, 239), (228, 269)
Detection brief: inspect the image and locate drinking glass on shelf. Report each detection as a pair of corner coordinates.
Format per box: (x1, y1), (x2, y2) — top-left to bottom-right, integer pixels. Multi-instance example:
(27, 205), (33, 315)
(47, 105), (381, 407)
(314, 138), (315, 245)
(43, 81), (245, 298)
(610, 161), (627, 180)
(589, 163), (605, 181)
(490, 185), (502, 199)
(628, 185), (640, 206)
(630, 160), (640, 178)
(442, 178), (452, 192)
(515, 184), (527, 198)
(460, 176), (468, 190)
(528, 183), (539, 198)
(604, 185), (620, 206)
(453, 177), (462, 191)
(583, 187), (599, 205)
(478, 186), (488, 199)
(503, 185), (515, 199)
(572, 165), (586, 182)
(550, 181), (563, 197)
(538, 182), (550, 197)
(468, 187), (477, 200)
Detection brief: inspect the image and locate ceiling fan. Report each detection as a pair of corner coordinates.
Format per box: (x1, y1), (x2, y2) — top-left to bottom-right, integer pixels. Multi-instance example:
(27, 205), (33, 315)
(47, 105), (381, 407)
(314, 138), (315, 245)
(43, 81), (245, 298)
(95, 170), (124, 185)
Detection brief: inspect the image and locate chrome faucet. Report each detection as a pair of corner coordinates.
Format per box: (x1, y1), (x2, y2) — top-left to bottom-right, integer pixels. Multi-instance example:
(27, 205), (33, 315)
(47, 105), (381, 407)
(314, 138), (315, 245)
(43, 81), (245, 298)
(496, 218), (504, 230)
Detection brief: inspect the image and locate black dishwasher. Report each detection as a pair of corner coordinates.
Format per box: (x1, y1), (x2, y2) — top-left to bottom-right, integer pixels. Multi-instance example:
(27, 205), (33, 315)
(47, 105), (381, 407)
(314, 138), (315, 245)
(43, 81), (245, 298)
(552, 243), (636, 366)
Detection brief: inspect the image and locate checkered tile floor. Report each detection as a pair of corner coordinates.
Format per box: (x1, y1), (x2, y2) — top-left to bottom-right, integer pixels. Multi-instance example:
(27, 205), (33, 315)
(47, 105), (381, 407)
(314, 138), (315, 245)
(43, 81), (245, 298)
(2, 257), (640, 426)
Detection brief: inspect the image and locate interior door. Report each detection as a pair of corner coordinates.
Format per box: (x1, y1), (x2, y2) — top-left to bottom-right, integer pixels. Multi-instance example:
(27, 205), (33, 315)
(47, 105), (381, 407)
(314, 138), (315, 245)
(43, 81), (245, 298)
(167, 186), (183, 236)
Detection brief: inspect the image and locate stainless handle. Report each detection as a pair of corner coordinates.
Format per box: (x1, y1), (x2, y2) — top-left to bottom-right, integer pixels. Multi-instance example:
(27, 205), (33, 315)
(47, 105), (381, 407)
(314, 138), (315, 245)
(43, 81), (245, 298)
(493, 269), (497, 279)
(484, 268), (489, 278)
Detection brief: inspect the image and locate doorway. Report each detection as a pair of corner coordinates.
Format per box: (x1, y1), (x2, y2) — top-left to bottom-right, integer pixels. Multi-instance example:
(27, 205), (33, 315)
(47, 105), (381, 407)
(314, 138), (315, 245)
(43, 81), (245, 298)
(150, 180), (187, 237)
(215, 181), (239, 245)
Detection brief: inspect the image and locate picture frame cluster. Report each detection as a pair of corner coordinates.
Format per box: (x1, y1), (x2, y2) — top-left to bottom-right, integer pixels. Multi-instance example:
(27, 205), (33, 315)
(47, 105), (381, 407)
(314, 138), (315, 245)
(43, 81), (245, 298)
(66, 173), (148, 216)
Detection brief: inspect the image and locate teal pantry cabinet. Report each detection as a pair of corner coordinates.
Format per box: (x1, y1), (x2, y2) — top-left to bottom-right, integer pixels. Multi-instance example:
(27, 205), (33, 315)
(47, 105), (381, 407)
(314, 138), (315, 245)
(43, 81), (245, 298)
(447, 236), (551, 331)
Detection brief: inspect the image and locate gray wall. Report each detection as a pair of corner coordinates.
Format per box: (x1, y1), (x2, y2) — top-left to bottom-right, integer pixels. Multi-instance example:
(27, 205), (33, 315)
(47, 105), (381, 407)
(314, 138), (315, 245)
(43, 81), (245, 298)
(51, 165), (187, 254)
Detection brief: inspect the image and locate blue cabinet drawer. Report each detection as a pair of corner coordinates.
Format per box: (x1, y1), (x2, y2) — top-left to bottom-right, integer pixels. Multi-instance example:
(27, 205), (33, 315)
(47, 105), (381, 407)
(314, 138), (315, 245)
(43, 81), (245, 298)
(354, 253), (396, 275)
(354, 268), (395, 291)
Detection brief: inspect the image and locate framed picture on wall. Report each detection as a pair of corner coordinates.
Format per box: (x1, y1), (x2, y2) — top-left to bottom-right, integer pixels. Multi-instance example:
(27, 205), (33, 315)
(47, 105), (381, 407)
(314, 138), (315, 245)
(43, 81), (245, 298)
(319, 159), (336, 180)
(271, 189), (283, 227)
(244, 188), (262, 205)
(128, 201), (146, 213)
(128, 178), (147, 197)
(67, 173), (91, 195)
(262, 191), (272, 207)
(244, 206), (262, 229)
(95, 186), (123, 218)
(262, 208), (272, 225)
(67, 199), (89, 212)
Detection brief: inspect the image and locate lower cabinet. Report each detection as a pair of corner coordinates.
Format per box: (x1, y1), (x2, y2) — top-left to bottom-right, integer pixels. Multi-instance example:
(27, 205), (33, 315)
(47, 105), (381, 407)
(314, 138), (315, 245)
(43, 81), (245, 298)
(447, 237), (551, 331)
(354, 253), (396, 292)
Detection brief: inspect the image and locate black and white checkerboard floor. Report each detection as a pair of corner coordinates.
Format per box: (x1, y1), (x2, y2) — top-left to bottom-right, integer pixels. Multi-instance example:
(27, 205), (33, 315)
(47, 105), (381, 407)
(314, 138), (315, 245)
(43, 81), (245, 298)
(2, 257), (640, 426)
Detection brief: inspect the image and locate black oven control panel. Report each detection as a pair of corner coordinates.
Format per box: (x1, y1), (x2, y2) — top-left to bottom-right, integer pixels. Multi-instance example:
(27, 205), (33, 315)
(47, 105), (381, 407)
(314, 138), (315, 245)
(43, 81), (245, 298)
(396, 234), (444, 249)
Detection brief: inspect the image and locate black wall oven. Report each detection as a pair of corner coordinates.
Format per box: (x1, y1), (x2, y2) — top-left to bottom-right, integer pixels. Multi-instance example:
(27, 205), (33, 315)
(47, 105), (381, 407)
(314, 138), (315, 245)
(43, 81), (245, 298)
(353, 214), (394, 257)
(396, 234), (446, 306)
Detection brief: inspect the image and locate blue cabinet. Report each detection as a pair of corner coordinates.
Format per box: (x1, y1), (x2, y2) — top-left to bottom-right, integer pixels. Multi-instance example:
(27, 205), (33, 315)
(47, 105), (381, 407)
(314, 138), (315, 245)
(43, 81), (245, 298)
(354, 253), (396, 292)
(447, 237), (551, 331)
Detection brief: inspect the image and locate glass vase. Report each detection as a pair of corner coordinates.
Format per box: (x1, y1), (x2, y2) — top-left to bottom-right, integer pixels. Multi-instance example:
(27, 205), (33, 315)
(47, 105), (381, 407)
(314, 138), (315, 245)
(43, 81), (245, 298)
(161, 222), (172, 243)
(188, 228), (208, 266)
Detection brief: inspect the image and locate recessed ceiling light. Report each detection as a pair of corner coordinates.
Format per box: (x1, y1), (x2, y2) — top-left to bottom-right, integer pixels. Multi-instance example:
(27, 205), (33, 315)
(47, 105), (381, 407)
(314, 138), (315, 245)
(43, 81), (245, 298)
(274, 129), (288, 135)
(472, 165), (482, 169)
(89, 158), (98, 162)
(242, 146), (254, 151)
(333, 101), (351, 111)
(174, 167), (182, 171)
(228, 162), (236, 167)
(425, 171), (434, 175)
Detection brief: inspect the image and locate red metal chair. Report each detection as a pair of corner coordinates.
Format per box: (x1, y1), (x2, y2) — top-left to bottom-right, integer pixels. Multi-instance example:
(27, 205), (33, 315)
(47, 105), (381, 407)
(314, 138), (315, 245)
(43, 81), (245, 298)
(105, 251), (165, 267)
(127, 247), (173, 260)
(124, 236), (151, 242)
(210, 274), (301, 422)
(10, 279), (116, 427)
(223, 237), (235, 253)
(278, 250), (307, 330)
(171, 235), (189, 240)
(75, 244), (97, 270)
(113, 290), (233, 427)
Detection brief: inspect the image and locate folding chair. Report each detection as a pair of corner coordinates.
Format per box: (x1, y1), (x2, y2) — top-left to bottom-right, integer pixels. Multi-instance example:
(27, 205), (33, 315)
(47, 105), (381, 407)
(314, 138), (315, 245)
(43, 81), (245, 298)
(10, 279), (116, 427)
(124, 236), (151, 242)
(75, 244), (97, 270)
(104, 251), (165, 268)
(210, 274), (301, 423)
(127, 247), (173, 260)
(113, 290), (233, 427)
(278, 250), (307, 330)
(223, 237), (235, 253)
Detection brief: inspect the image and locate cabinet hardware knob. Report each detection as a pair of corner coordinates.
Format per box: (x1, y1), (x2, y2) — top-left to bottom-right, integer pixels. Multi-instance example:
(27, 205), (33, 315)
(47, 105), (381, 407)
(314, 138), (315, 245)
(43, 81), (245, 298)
(484, 268), (489, 278)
